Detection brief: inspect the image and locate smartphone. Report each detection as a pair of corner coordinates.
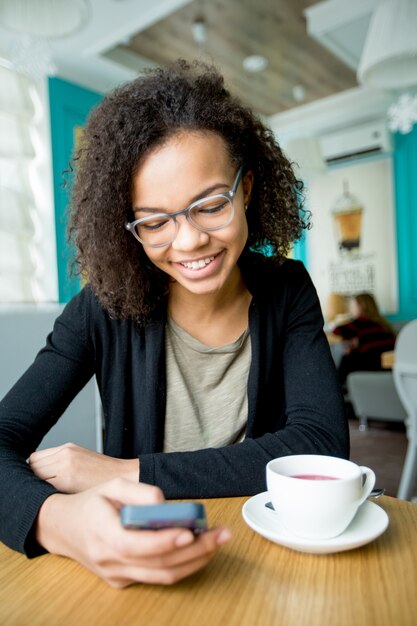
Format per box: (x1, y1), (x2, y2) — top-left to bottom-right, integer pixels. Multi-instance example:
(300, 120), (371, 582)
(120, 502), (208, 534)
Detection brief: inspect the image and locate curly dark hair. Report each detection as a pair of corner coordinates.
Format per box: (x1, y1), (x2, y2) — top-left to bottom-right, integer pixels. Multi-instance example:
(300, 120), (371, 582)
(69, 59), (309, 322)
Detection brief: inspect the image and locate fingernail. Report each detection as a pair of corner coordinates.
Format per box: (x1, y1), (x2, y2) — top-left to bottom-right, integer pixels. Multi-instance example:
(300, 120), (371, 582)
(175, 532), (194, 547)
(216, 528), (232, 545)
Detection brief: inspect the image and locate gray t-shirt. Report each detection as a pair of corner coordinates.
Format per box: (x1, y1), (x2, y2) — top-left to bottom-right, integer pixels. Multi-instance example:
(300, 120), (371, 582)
(163, 316), (251, 452)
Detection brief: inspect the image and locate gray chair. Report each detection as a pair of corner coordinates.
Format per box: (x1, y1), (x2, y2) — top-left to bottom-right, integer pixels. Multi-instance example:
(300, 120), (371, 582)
(347, 371), (407, 431)
(393, 320), (417, 500)
(0, 306), (102, 452)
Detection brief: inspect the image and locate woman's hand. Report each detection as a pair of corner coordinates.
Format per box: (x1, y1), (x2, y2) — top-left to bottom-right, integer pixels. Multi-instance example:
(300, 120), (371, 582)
(28, 443), (139, 492)
(36, 479), (231, 588)
(343, 337), (359, 355)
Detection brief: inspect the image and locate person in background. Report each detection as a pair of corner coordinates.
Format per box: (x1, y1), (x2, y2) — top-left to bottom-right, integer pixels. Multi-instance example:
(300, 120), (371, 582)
(332, 292), (396, 385)
(324, 292), (350, 331)
(324, 292), (351, 369)
(0, 60), (348, 587)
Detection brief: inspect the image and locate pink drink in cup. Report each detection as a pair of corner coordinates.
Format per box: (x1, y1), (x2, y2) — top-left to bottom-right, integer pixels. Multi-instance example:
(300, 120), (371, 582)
(266, 455), (375, 539)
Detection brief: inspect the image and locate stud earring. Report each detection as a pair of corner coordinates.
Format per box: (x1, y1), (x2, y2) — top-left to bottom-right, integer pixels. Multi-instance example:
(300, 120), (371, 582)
(244, 204), (248, 212)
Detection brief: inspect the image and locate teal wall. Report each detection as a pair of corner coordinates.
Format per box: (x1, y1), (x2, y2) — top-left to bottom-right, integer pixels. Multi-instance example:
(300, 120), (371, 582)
(49, 77), (102, 302)
(292, 232), (307, 267)
(391, 125), (417, 320)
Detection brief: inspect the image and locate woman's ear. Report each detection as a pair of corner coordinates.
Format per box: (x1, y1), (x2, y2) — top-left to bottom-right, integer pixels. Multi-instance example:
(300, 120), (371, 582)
(243, 170), (254, 208)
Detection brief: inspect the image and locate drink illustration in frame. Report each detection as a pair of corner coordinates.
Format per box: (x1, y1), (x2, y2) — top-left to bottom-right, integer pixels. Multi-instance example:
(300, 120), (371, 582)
(331, 180), (364, 257)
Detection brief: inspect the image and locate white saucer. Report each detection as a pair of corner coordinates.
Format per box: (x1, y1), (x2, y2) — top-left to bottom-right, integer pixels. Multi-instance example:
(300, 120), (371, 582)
(242, 492), (389, 554)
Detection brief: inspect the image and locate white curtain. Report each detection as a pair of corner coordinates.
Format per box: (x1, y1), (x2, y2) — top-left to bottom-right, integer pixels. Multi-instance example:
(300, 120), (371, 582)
(0, 64), (51, 302)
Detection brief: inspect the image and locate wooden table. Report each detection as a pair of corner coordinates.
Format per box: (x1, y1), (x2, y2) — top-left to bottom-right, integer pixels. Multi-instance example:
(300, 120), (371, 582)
(1, 496), (417, 626)
(381, 350), (395, 369)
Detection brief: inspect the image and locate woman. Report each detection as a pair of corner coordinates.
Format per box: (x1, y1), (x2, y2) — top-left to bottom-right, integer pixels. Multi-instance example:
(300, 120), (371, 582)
(0, 60), (348, 586)
(332, 292), (396, 384)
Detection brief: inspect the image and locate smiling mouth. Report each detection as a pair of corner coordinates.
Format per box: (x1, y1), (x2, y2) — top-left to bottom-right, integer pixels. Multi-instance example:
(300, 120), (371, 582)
(180, 255), (215, 270)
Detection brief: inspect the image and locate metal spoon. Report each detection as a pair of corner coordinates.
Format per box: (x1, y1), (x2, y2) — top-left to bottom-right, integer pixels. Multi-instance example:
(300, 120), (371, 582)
(264, 487), (385, 511)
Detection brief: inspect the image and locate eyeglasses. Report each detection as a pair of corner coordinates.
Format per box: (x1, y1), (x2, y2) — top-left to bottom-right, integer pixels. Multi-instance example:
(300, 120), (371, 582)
(125, 166), (243, 248)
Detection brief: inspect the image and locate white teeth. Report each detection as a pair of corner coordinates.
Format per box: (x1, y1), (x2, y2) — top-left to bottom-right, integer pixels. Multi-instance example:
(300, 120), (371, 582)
(181, 256), (214, 270)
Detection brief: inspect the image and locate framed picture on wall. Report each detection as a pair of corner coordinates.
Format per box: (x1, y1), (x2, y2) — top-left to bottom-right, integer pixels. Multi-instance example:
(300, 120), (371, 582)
(306, 157), (398, 316)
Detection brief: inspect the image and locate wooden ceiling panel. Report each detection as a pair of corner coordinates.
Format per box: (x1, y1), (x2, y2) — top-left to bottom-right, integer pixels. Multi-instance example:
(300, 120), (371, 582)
(114, 0), (357, 116)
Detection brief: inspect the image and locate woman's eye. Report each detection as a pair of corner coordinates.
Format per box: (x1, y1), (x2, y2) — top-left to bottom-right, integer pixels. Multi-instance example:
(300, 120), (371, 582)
(197, 200), (228, 214)
(141, 219), (169, 231)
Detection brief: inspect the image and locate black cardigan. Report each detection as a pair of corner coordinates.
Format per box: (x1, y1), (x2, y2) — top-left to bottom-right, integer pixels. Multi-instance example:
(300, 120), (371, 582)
(0, 258), (349, 556)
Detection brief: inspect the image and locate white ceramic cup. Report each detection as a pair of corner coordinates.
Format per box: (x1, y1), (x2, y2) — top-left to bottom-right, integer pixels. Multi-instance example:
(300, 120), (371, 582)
(266, 455), (376, 540)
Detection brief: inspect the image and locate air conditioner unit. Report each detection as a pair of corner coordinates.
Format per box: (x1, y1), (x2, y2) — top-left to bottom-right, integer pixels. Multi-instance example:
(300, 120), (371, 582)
(319, 120), (392, 165)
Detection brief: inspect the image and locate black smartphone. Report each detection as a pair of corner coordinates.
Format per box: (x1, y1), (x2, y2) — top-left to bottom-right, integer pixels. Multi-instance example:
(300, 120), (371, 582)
(120, 502), (208, 534)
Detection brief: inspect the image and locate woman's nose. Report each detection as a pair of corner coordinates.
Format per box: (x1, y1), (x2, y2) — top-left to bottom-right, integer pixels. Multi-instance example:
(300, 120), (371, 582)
(171, 217), (209, 251)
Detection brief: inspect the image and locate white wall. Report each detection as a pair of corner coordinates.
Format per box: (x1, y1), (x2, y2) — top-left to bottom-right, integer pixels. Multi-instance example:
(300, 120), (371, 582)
(305, 157), (398, 316)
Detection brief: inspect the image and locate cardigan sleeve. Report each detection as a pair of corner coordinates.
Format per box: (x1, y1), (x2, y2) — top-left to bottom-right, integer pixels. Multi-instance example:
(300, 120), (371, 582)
(0, 288), (95, 556)
(139, 261), (350, 499)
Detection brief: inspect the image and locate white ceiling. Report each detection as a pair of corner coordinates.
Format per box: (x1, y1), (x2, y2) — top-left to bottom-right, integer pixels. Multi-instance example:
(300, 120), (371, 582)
(0, 0), (190, 92)
(305, 0), (381, 70)
(0, 0), (379, 96)
(1, 0), (397, 147)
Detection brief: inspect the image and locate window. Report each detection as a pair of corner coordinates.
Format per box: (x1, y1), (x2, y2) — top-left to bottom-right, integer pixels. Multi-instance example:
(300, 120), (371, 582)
(0, 63), (57, 302)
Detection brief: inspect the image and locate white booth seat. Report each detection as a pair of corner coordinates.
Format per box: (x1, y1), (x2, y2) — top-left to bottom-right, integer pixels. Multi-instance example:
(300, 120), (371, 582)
(0, 305), (102, 452)
(347, 371), (407, 431)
